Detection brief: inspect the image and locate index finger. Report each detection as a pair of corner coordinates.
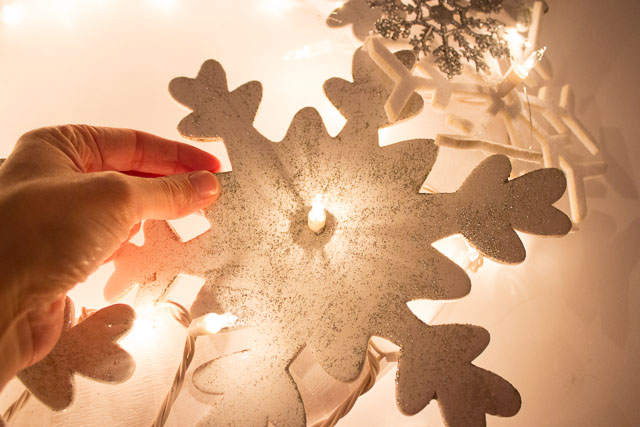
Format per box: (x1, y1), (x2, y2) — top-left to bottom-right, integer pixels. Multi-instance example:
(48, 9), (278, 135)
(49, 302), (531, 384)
(76, 126), (221, 175)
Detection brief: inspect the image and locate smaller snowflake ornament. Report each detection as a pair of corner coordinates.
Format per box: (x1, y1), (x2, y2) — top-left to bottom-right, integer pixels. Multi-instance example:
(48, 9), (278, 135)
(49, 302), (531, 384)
(18, 299), (135, 411)
(368, 0), (510, 78)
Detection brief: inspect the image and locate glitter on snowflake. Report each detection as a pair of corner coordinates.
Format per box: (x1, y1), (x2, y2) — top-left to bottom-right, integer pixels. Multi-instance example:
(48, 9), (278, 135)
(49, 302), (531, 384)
(18, 299), (135, 411)
(367, 0), (510, 78)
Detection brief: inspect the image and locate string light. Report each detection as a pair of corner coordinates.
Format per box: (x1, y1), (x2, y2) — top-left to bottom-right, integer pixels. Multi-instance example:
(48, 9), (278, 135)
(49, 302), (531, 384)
(515, 47), (546, 79)
(497, 47), (546, 97)
(503, 27), (532, 61)
(188, 312), (237, 336)
(307, 194), (326, 233)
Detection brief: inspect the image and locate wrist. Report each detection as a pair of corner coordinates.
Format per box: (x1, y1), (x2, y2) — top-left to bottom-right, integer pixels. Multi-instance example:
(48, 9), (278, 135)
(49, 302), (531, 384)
(0, 285), (25, 391)
(0, 256), (32, 391)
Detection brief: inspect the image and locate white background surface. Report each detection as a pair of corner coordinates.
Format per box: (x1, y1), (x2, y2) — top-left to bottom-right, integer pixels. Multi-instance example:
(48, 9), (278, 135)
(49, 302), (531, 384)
(0, 0), (639, 426)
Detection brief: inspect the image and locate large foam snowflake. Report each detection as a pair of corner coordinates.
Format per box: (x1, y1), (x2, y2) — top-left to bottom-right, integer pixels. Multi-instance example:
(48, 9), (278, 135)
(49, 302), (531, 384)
(367, 0), (510, 78)
(107, 46), (570, 426)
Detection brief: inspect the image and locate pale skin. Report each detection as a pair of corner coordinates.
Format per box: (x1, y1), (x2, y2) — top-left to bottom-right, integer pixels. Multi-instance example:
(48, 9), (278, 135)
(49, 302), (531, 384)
(0, 125), (221, 391)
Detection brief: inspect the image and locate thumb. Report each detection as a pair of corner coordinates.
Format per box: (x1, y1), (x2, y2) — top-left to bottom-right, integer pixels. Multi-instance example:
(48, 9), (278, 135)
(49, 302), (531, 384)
(126, 170), (221, 220)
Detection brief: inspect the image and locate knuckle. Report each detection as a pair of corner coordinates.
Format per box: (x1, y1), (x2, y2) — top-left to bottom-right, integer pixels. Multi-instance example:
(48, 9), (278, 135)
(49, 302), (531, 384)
(17, 126), (57, 145)
(159, 177), (195, 215)
(99, 171), (132, 195)
(18, 124), (94, 146)
(17, 125), (83, 152)
(92, 171), (135, 210)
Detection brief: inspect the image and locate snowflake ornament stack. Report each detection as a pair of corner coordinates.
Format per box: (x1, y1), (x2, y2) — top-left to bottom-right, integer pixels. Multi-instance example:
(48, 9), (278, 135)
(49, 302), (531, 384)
(330, 0), (605, 223)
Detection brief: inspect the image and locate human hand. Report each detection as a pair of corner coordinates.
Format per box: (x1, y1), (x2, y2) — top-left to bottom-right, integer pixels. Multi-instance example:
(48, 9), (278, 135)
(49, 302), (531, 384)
(0, 125), (221, 389)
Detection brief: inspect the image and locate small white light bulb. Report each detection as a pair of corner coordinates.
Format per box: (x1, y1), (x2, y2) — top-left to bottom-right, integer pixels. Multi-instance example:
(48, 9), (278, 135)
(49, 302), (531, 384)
(497, 46), (546, 97)
(514, 46), (546, 79)
(189, 312), (237, 336)
(503, 28), (525, 52)
(308, 194), (326, 233)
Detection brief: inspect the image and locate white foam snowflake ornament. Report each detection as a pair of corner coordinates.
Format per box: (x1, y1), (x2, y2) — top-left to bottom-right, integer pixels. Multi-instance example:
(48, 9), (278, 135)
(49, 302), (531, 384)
(125, 44), (573, 427)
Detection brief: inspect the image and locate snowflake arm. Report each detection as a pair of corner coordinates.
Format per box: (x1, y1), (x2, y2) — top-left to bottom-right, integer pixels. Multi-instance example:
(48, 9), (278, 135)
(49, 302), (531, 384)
(324, 45), (424, 127)
(169, 59), (265, 153)
(453, 154), (571, 263)
(18, 299), (135, 411)
(370, 305), (521, 424)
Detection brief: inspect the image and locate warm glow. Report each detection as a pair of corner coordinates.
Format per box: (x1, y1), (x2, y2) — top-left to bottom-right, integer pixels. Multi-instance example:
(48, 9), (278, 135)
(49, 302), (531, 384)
(515, 22), (528, 33)
(308, 194), (327, 233)
(497, 46), (547, 97)
(504, 28), (524, 50)
(262, 0), (294, 14)
(282, 40), (333, 62)
(433, 234), (483, 272)
(503, 27), (532, 61)
(189, 312), (238, 336)
(514, 46), (546, 79)
(120, 312), (163, 350)
(149, 0), (176, 13)
(1, 4), (25, 25)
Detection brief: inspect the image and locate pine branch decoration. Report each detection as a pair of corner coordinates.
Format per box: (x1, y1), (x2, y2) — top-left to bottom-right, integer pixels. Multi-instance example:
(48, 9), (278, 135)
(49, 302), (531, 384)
(368, 0), (510, 78)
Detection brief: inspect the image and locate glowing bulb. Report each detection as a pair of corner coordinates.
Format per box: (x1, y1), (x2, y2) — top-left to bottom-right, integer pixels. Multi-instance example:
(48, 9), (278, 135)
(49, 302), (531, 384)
(497, 46), (546, 97)
(514, 46), (546, 78)
(1, 4), (25, 26)
(263, 0), (294, 14)
(189, 312), (238, 336)
(504, 28), (525, 50)
(308, 194), (326, 233)
(120, 315), (161, 349)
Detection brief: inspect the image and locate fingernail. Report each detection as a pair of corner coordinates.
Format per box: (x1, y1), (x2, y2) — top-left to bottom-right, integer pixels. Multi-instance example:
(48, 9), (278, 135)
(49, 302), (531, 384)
(189, 171), (220, 199)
